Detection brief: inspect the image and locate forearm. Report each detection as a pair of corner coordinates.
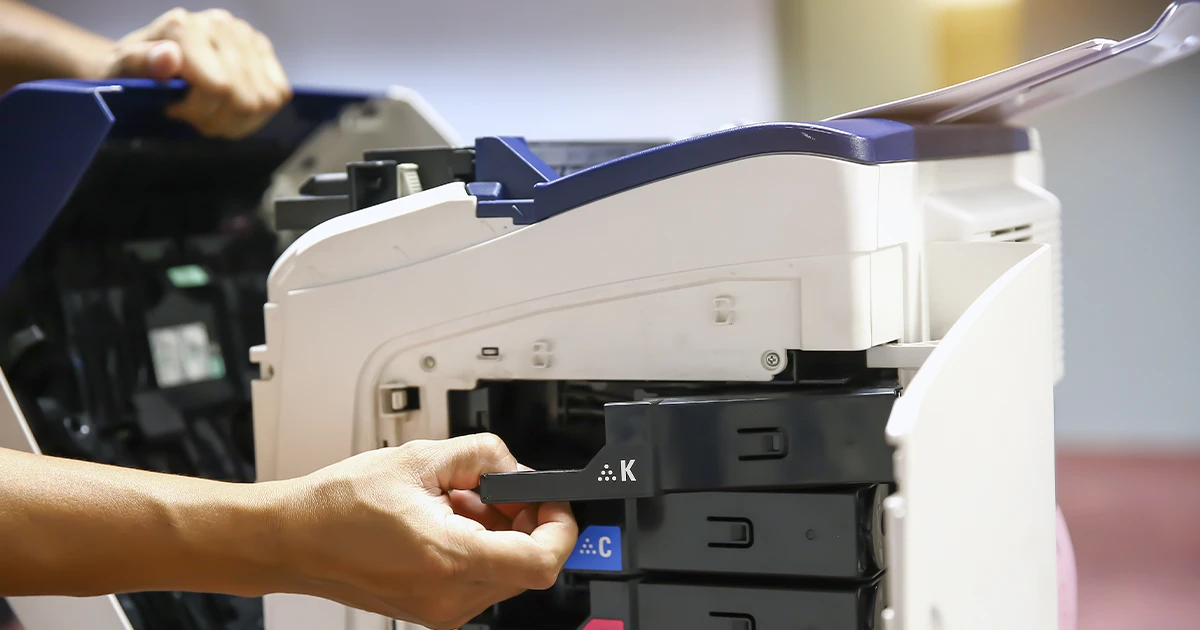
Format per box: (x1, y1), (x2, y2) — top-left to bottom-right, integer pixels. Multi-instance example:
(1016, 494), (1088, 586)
(0, 0), (112, 92)
(0, 447), (296, 598)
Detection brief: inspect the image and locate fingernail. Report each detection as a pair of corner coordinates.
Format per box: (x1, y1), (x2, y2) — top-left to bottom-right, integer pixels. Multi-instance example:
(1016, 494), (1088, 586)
(149, 42), (174, 63)
(147, 41), (181, 78)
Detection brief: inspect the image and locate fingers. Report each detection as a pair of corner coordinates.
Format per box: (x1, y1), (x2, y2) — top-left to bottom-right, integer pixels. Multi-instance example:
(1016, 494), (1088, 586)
(108, 40), (183, 79)
(111, 8), (291, 139)
(405, 436), (575, 588)
(451, 501), (578, 590)
(448, 489), (512, 531)
(255, 30), (292, 101)
(411, 433), (521, 492)
(200, 12), (279, 138)
(490, 463), (535, 521)
(146, 10), (231, 125)
(529, 501), (579, 560)
(510, 503), (540, 535)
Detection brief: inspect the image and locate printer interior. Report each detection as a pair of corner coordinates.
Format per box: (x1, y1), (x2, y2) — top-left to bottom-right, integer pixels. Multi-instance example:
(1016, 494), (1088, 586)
(447, 365), (897, 630)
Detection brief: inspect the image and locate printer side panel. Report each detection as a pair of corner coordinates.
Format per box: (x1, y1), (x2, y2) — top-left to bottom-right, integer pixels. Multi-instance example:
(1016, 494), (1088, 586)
(252, 152), (905, 629)
(251, 139), (1069, 630)
(918, 148), (1065, 381)
(253, 151), (903, 469)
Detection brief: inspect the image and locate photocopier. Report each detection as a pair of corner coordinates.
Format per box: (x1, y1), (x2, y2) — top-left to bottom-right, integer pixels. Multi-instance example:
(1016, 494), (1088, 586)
(1, 2), (1197, 629)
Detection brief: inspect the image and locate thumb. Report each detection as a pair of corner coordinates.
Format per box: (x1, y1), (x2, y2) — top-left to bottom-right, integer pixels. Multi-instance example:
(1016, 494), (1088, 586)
(421, 433), (520, 492)
(111, 40), (184, 80)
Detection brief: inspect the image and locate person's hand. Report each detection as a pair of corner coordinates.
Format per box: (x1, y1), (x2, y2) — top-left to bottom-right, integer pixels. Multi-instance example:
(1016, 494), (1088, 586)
(276, 433), (578, 629)
(96, 8), (291, 139)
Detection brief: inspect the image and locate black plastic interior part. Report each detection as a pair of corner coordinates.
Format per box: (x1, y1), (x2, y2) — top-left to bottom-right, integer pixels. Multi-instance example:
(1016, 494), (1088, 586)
(362, 146), (477, 188)
(273, 140), (673, 233)
(477, 384), (898, 505)
(449, 374), (898, 629)
(635, 578), (885, 630)
(348, 160), (399, 211)
(273, 195), (351, 230)
(630, 486), (888, 579)
(299, 172), (349, 196)
(0, 136), (276, 630)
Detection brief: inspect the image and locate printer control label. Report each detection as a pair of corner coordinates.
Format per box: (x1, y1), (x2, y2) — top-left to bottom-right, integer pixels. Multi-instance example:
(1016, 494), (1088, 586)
(564, 526), (622, 572)
(597, 460), (636, 482)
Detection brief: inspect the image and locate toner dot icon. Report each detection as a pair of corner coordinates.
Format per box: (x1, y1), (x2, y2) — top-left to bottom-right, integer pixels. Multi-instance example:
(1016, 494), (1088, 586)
(598, 463), (617, 482)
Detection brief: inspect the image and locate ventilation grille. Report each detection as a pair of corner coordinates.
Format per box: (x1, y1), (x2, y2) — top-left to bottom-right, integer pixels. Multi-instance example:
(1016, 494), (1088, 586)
(980, 223), (1035, 243)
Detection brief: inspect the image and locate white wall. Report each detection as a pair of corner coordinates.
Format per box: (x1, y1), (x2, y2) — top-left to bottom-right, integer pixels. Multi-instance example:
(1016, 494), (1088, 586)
(1022, 0), (1200, 449)
(31, 0), (781, 140)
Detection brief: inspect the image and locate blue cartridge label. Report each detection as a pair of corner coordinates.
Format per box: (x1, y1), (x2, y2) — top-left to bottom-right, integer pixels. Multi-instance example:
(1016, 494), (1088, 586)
(563, 526), (622, 572)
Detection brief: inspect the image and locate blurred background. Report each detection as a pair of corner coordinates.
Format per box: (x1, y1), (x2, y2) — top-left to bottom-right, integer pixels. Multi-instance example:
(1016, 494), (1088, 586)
(15, 0), (1200, 628)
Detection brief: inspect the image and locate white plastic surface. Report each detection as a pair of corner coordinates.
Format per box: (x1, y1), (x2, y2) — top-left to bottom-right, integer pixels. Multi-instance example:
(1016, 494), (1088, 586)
(254, 153), (900, 483)
(254, 152), (909, 630)
(917, 152), (1064, 381)
(0, 368), (135, 630)
(828, 39), (1106, 123)
(262, 85), (462, 233)
(254, 147), (1065, 629)
(883, 242), (1058, 630)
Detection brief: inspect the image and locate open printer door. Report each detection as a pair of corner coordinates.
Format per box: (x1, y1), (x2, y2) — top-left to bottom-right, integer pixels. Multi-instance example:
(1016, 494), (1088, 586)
(0, 78), (461, 290)
(859, 4), (1200, 629)
(0, 77), (460, 630)
(879, 242), (1058, 630)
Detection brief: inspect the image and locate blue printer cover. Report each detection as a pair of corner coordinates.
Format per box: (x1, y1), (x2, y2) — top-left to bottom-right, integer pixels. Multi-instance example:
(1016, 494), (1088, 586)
(0, 78), (376, 288)
(1, 77), (1037, 281)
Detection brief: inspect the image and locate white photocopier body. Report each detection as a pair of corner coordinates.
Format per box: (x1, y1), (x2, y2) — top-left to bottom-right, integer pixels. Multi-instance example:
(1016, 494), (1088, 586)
(3, 3), (1199, 630)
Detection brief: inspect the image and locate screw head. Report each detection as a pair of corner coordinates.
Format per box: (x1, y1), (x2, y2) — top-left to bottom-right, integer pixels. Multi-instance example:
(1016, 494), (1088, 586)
(761, 351), (782, 370)
(420, 355), (436, 371)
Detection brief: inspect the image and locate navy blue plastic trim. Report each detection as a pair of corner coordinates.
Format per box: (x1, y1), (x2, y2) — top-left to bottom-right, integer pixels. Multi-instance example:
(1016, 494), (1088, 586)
(475, 119), (1029, 225)
(466, 181), (503, 200)
(0, 81), (116, 289)
(474, 136), (558, 199)
(0, 78), (375, 288)
(90, 78), (374, 143)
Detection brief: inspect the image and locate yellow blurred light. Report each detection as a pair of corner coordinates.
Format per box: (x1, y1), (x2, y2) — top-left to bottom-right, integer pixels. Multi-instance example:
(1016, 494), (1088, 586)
(931, 0), (1023, 87)
(923, 0), (1018, 7)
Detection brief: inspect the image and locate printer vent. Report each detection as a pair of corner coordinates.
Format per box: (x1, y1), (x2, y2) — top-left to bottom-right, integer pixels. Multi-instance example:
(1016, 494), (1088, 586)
(981, 222), (1034, 243)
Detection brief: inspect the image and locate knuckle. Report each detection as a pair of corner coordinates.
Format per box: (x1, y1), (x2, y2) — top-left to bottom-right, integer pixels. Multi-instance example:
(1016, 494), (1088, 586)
(261, 96), (283, 113)
(474, 432), (509, 459)
(532, 552), (560, 589)
(157, 7), (191, 33)
(398, 438), (432, 457)
(160, 7), (190, 26)
(233, 96), (264, 117)
(202, 7), (234, 22)
(254, 31), (275, 52)
(204, 79), (232, 98)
